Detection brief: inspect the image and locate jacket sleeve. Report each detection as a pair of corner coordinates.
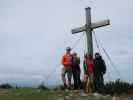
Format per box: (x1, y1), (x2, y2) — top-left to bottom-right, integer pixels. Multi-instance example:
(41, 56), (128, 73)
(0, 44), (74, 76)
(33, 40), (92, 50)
(77, 57), (80, 64)
(83, 60), (87, 74)
(102, 60), (106, 74)
(93, 60), (96, 75)
(61, 55), (65, 65)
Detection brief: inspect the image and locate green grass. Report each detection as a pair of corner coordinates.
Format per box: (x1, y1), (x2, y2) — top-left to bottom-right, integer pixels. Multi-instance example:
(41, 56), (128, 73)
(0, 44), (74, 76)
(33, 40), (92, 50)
(0, 88), (60, 100)
(0, 88), (132, 100)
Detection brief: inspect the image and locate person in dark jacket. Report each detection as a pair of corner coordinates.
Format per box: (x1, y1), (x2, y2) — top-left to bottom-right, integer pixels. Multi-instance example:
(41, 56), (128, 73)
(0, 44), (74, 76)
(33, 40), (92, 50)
(72, 52), (82, 89)
(94, 53), (106, 91)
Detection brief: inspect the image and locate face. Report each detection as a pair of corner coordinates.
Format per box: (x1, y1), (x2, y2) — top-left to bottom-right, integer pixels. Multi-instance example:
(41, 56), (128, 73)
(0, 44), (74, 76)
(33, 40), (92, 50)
(86, 53), (90, 58)
(95, 54), (100, 58)
(73, 54), (77, 57)
(66, 50), (71, 53)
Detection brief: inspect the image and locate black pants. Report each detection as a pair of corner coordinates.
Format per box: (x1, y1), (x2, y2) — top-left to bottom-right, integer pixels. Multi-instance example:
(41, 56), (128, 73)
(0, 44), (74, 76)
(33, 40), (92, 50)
(94, 73), (104, 91)
(72, 68), (82, 89)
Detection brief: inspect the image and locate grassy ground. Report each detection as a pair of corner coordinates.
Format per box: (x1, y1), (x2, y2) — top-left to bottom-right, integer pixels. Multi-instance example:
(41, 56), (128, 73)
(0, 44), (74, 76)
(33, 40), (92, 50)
(0, 88), (132, 100)
(0, 88), (60, 100)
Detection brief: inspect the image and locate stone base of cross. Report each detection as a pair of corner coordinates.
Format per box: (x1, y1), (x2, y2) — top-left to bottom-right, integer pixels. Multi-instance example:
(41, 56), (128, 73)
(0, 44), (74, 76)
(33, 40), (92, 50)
(71, 7), (110, 57)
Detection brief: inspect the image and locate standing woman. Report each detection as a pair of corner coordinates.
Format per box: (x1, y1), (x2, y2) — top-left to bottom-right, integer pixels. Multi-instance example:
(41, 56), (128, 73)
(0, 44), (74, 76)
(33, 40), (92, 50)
(83, 53), (94, 93)
(72, 52), (82, 89)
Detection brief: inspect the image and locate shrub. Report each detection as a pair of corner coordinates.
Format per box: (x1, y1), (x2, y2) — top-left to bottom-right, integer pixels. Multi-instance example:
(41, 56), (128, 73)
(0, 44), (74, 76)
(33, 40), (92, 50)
(53, 85), (65, 91)
(100, 79), (133, 95)
(38, 84), (49, 90)
(0, 83), (12, 89)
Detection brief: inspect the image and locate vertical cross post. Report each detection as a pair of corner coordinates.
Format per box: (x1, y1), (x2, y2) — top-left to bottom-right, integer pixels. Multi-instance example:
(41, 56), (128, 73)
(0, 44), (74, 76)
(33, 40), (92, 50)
(85, 7), (93, 57)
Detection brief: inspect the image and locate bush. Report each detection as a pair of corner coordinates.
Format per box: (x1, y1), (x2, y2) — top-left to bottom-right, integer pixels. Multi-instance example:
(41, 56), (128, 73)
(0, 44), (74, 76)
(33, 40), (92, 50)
(0, 83), (12, 89)
(53, 85), (65, 91)
(38, 84), (49, 90)
(100, 79), (133, 95)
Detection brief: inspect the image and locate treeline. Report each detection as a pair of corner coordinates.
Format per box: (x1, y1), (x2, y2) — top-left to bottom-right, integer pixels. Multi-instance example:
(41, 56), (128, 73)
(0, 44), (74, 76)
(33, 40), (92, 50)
(0, 83), (49, 90)
(53, 79), (133, 95)
(0, 83), (13, 89)
(1, 80), (133, 95)
(101, 79), (133, 95)
(38, 84), (49, 90)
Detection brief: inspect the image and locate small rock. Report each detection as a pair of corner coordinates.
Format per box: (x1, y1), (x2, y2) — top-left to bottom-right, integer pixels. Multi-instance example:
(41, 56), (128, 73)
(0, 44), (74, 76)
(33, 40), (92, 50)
(58, 96), (64, 100)
(65, 89), (69, 92)
(80, 92), (88, 97)
(112, 96), (120, 100)
(64, 96), (71, 100)
(92, 93), (102, 97)
(69, 93), (73, 97)
(92, 93), (104, 100)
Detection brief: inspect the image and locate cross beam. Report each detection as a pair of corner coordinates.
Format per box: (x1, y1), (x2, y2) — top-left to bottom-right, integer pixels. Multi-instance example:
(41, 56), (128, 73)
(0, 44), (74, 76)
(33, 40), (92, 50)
(71, 7), (110, 56)
(72, 20), (110, 34)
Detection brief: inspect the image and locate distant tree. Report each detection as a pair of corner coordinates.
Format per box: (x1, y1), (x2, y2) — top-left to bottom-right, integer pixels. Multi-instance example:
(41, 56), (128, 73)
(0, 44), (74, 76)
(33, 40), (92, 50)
(0, 83), (12, 89)
(53, 85), (65, 91)
(38, 84), (49, 90)
(100, 79), (133, 95)
(15, 84), (19, 89)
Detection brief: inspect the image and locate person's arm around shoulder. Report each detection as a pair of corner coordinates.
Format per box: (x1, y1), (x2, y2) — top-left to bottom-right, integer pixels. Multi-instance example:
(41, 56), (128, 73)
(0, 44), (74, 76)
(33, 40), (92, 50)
(77, 57), (80, 64)
(102, 60), (106, 74)
(61, 55), (65, 65)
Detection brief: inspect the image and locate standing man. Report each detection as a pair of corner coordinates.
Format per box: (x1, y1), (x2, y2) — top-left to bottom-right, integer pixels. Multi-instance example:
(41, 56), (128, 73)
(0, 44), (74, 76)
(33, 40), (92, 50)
(71, 52), (82, 89)
(61, 47), (73, 89)
(94, 53), (106, 92)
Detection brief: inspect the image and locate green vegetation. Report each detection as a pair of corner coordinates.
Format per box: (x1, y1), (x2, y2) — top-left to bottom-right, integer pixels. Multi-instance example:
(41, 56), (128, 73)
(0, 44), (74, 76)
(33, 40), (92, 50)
(0, 83), (12, 89)
(0, 88), (60, 100)
(0, 80), (132, 100)
(38, 84), (49, 90)
(100, 79), (133, 95)
(0, 87), (132, 100)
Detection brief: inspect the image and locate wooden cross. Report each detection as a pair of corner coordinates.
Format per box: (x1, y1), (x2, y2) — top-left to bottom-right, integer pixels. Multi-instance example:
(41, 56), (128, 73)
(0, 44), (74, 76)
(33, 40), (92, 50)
(71, 7), (110, 56)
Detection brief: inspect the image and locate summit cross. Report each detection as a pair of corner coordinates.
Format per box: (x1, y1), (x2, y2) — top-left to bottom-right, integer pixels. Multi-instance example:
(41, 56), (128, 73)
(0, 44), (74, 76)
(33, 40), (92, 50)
(71, 7), (110, 56)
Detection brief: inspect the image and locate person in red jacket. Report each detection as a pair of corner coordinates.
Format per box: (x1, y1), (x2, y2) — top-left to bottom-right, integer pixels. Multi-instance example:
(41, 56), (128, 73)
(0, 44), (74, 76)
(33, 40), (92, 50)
(84, 53), (94, 93)
(61, 47), (72, 89)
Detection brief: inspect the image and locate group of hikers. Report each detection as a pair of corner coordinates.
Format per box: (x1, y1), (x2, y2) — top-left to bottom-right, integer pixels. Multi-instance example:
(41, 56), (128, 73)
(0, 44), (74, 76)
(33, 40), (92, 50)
(61, 47), (106, 93)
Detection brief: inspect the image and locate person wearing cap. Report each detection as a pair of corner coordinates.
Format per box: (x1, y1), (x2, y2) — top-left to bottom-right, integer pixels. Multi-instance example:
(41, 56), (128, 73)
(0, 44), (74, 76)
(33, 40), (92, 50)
(71, 52), (82, 89)
(94, 52), (106, 92)
(61, 47), (73, 89)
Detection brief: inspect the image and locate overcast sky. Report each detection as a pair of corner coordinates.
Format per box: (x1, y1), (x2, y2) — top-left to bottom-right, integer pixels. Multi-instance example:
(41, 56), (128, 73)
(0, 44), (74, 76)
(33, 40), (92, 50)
(0, 0), (133, 87)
